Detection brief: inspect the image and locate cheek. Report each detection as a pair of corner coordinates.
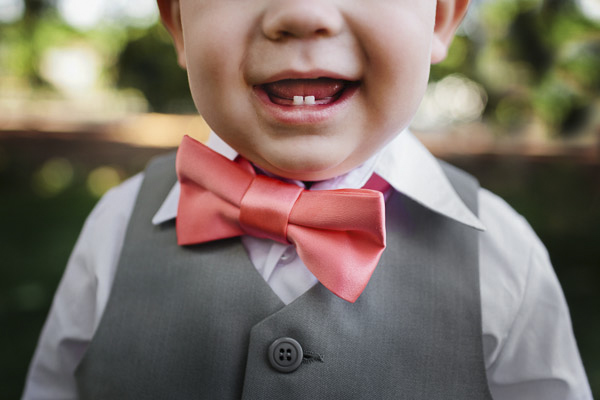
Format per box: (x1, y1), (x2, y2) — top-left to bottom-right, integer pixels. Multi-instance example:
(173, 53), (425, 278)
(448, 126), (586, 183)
(358, 12), (434, 128)
(181, 30), (258, 156)
(181, 8), (250, 111)
(373, 14), (432, 83)
(184, 31), (227, 98)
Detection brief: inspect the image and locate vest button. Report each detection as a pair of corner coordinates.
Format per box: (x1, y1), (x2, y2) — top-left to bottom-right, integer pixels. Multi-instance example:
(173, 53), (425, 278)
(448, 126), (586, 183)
(268, 337), (303, 373)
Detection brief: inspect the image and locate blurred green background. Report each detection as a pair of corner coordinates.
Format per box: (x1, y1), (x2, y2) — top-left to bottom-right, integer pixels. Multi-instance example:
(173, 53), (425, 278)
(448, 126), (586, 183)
(1, 0), (599, 398)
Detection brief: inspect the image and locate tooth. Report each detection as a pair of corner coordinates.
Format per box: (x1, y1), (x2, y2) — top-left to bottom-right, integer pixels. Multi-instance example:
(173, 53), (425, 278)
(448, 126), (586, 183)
(304, 96), (315, 105)
(293, 96), (303, 105)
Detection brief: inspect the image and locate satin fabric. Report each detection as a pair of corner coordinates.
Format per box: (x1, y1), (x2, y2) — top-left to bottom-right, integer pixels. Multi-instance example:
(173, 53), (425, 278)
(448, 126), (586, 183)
(176, 135), (386, 302)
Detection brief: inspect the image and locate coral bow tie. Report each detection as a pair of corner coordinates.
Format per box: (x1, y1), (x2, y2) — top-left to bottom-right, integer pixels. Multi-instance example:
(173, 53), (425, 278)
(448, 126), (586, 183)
(176, 135), (387, 303)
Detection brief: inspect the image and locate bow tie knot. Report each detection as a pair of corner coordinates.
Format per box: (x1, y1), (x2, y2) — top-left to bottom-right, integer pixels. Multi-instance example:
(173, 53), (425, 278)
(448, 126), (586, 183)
(176, 135), (387, 303)
(239, 175), (303, 244)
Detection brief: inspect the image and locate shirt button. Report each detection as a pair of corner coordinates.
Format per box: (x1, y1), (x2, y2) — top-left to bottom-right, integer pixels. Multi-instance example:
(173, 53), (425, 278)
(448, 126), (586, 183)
(268, 337), (303, 373)
(278, 246), (296, 265)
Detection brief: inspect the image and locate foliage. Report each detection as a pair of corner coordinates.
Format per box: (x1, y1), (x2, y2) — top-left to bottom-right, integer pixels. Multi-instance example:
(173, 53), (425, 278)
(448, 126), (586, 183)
(115, 24), (194, 113)
(432, 0), (600, 136)
(2, 0), (599, 136)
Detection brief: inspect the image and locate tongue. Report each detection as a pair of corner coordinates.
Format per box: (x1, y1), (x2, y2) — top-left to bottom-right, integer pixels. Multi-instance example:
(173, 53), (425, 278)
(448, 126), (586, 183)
(263, 78), (346, 100)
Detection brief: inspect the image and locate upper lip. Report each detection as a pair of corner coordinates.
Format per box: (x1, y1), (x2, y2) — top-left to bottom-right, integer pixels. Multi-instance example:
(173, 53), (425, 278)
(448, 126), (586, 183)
(255, 69), (360, 86)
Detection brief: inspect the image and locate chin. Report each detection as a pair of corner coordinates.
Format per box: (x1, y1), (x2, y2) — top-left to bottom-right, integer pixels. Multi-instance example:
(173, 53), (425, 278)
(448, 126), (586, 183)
(262, 155), (351, 181)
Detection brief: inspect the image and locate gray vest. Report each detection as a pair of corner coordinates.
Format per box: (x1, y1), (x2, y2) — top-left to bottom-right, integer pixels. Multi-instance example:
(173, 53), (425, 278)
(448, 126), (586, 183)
(75, 152), (492, 399)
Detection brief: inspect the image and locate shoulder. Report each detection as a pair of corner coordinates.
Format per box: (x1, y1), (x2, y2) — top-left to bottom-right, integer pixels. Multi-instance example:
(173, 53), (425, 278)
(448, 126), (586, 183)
(21, 173), (147, 398)
(478, 187), (545, 276)
(477, 188), (592, 398)
(88, 173), (144, 223)
(88, 148), (176, 222)
(81, 173), (145, 246)
(477, 188), (553, 360)
(76, 173), (145, 293)
(59, 172), (146, 336)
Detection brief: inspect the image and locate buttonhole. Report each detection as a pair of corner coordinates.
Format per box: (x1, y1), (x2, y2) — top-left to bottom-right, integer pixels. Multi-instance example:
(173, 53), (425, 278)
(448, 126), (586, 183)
(302, 351), (325, 364)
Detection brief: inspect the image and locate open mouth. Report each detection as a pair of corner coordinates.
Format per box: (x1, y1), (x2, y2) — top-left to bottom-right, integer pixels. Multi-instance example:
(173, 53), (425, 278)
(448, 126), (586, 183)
(259, 78), (358, 106)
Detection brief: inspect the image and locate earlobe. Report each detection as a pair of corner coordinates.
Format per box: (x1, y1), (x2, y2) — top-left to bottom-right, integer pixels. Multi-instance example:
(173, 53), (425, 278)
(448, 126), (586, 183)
(157, 0), (187, 69)
(431, 0), (470, 64)
(430, 36), (448, 64)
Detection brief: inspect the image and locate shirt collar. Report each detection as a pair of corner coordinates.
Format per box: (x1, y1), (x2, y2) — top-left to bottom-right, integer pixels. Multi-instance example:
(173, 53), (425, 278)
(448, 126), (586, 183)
(152, 129), (485, 231)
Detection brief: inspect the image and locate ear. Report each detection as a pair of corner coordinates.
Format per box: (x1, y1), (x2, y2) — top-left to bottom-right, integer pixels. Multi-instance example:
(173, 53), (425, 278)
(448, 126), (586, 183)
(157, 0), (187, 69)
(431, 0), (470, 64)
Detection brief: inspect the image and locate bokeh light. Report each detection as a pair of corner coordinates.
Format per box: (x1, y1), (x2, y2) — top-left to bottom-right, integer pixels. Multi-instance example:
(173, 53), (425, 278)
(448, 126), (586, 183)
(0, 0), (24, 23)
(578, 0), (600, 21)
(40, 45), (101, 95)
(57, 0), (104, 30)
(56, 0), (158, 30)
(32, 158), (75, 197)
(412, 74), (488, 131)
(107, 0), (159, 27)
(87, 166), (122, 197)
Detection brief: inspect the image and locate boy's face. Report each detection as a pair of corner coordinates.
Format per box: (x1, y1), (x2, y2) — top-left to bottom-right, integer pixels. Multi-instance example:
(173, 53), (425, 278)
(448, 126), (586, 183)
(162, 0), (466, 181)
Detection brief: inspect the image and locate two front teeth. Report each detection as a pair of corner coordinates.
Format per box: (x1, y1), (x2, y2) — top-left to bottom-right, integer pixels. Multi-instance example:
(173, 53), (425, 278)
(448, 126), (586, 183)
(293, 96), (316, 106)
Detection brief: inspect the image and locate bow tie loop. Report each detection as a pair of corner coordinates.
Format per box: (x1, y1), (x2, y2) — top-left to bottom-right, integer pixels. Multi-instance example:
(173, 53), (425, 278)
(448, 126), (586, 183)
(176, 139), (255, 206)
(290, 189), (386, 238)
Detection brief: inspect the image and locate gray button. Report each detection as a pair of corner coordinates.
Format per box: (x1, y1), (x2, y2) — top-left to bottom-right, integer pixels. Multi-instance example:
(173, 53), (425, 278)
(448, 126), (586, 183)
(268, 337), (303, 373)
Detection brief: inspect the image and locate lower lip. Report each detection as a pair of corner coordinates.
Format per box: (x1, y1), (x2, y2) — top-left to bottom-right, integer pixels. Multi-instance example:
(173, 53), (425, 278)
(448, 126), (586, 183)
(252, 84), (359, 125)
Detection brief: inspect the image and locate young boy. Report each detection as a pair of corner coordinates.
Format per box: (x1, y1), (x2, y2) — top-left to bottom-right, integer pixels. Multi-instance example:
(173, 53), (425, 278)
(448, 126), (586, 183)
(23, 0), (592, 398)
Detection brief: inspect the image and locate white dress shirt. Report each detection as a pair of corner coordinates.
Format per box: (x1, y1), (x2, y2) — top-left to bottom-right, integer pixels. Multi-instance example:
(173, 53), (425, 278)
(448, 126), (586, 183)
(23, 130), (593, 400)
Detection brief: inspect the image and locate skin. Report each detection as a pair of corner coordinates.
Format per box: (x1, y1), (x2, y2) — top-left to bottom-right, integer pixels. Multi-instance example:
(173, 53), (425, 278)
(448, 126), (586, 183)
(158, 0), (470, 181)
